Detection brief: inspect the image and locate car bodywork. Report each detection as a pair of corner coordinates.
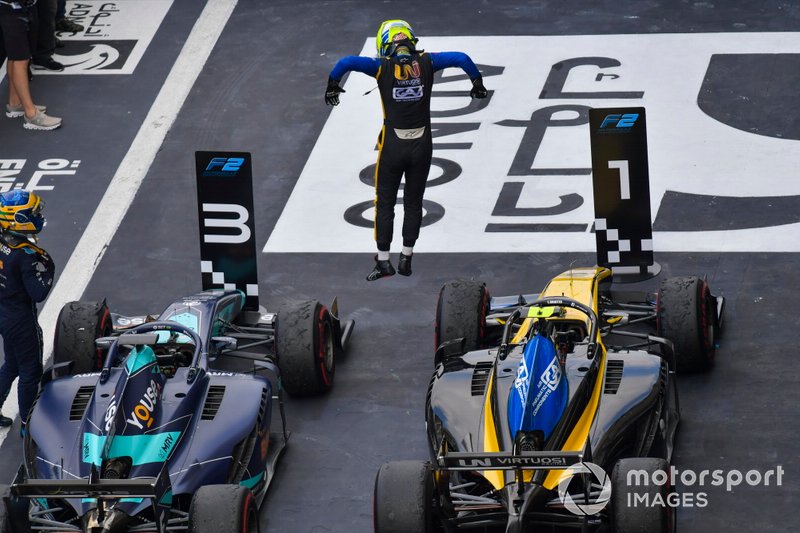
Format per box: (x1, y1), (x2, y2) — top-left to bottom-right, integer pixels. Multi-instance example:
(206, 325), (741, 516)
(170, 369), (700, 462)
(423, 267), (722, 531)
(4, 289), (352, 532)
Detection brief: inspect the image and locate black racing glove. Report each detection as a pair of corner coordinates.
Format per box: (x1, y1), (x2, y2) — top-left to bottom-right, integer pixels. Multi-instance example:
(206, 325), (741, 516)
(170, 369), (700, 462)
(325, 77), (346, 106)
(470, 77), (488, 99)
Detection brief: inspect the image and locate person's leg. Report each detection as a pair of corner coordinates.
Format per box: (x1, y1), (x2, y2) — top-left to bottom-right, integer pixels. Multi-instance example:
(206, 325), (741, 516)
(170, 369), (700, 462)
(5, 320), (43, 424)
(7, 59), (37, 117)
(0, 329), (21, 425)
(374, 129), (405, 251)
(396, 133), (433, 276)
(33, 0), (59, 68)
(368, 128), (403, 280)
(400, 133), (433, 248)
(55, 0), (83, 33)
(2, 9), (39, 115)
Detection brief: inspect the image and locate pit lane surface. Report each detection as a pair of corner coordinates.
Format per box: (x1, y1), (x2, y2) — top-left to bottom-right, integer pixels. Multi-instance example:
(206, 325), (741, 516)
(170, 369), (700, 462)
(2, 1), (799, 531)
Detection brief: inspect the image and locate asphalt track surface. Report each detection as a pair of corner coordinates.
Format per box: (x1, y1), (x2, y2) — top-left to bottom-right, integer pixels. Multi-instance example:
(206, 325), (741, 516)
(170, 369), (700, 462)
(2, 1), (800, 531)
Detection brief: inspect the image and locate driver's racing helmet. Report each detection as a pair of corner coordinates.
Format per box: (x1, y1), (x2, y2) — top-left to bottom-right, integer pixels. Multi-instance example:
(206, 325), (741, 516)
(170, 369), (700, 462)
(376, 19), (418, 57)
(0, 190), (46, 235)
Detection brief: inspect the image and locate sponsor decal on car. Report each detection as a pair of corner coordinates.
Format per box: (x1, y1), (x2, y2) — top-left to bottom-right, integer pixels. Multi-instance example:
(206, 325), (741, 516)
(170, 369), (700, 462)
(126, 379), (162, 430)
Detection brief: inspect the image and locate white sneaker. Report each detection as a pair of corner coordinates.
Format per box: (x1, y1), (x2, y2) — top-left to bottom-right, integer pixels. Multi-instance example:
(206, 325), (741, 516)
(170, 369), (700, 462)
(23, 111), (62, 131)
(5, 104), (46, 118)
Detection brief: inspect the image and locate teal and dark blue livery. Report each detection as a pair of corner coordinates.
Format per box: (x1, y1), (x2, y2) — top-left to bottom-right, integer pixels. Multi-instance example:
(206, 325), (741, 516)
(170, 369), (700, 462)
(12, 290), (285, 532)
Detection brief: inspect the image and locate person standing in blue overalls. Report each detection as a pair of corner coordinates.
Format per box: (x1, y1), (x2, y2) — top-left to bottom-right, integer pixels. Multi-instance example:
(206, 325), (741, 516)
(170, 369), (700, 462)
(0, 190), (55, 435)
(326, 20), (488, 281)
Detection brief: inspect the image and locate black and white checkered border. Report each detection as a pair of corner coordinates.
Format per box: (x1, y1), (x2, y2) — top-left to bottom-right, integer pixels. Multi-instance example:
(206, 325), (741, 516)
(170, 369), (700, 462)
(200, 260), (258, 296)
(595, 218), (652, 264)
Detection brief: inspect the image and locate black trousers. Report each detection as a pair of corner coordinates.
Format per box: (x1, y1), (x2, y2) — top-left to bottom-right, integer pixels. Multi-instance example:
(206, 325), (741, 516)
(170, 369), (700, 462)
(373, 126), (433, 251)
(0, 315), (44, 423)
(33, 0), (57, 62)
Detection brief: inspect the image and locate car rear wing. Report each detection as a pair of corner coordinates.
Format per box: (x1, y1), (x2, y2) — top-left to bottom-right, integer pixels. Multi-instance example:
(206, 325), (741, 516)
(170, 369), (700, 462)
(6, 465), (174, 533)
(10, 464), (170, 501)
(438, 451), (583, 471)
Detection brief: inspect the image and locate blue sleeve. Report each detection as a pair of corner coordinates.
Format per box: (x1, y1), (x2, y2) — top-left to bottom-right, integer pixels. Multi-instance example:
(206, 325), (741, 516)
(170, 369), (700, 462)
(20, 248), (55, 303)
(430, 52), (481, 80)
(330, 56), (381, 81)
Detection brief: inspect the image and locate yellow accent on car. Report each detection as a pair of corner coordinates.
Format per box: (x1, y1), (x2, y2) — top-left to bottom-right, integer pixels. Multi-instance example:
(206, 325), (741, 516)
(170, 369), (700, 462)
(527, 306), (557, 318)
(482, 267), (614, 491)
(538, 267), (610, 491)
(542, 344), (607, 490)
(481, 369), (505, 489)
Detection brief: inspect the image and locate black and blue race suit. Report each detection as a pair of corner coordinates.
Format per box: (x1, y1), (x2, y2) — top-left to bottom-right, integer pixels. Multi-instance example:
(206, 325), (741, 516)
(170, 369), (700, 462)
(330, 51), (481, 251)
(0, 235), (55, 424)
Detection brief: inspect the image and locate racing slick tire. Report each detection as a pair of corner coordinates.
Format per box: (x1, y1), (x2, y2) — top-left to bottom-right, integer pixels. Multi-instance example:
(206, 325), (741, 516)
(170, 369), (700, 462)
(611, 457), (674, 533)
(0, 485), (8, 533)
(435, 279), (490, 365)
(189, 484), (259, 533)
(53, 300), (112, 374)
(276, 300), (335, 396)
(374, 460), (435, 533)
(657, 277), (717, 373)
(0, 484), (29, 533)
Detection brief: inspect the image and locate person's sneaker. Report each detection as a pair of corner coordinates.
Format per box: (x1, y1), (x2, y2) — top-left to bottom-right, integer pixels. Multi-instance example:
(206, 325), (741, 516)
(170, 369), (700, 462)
(6, 103), (46, 118)
(24, 111), (62, 131)
(366, 256), (395, 281)
(55, 17), (84, 32)
(33, 57), (65, 71)
(397, 253), (413, 276)
(0, 414), (12, 427)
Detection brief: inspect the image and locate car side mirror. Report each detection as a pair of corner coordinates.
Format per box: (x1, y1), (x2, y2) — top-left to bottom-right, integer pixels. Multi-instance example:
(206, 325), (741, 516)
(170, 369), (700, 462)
(95, 337), (117, 349)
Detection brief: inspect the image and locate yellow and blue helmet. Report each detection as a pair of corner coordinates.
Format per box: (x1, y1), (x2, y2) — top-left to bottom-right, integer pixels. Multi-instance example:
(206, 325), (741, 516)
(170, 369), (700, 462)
(376, 19), (418, 56)
(0, 190), (46, 234)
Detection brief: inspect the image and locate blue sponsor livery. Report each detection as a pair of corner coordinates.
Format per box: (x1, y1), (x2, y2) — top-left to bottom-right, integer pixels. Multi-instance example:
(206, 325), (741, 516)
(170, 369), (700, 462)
(507, 334), (568, 441)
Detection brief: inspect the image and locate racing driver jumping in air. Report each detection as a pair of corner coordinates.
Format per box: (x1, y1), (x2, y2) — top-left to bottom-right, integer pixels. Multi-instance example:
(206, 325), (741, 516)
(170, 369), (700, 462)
(325, 20), (488, 281)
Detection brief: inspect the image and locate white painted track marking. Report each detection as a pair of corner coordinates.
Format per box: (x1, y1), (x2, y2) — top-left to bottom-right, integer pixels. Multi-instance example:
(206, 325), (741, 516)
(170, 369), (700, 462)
(0, 0), (239, 447)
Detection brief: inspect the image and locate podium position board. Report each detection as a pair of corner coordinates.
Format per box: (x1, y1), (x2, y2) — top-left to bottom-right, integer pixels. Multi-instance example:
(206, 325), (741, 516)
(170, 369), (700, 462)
(589, 108), (654, 270)
(195, 151), (260, 311)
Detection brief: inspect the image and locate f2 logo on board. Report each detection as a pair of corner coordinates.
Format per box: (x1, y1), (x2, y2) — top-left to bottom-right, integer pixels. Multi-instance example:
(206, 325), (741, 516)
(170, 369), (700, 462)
(599, 113), (639, 129)
(203, 157), (245, 177)
(202, 203), (251, 244)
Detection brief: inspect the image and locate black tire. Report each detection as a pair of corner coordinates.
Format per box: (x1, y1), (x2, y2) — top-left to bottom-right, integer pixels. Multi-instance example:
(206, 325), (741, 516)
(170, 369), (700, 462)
(190, 484), (259, 533)
(0, 484), (28, 533)
(657, 277), (716, 373)
(276, 300), (335, 396)
(0, 485), (8, 533)
(374, 461), (434, 533)
(435, 280), (490, 364)
(53, 300), (112, 374)
(611, 457), (673, 533)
